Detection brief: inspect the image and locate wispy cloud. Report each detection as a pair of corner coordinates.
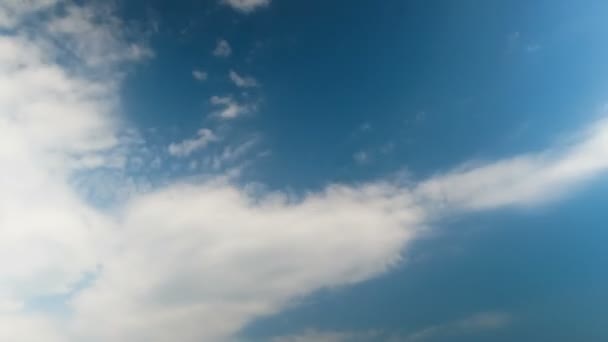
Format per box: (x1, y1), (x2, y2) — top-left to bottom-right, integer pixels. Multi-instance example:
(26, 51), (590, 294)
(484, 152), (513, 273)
(272, 329), (378, 342)
(221, 0), (271, 13)
(404, 312), (510, 341)
(213, 39), (232, 57)
(416, 119), (608, 211)
(229, 69), (259, 88)
(206, 136), (259, 170)
(46, 4), (153, 66)
(0, 0), (58, 29)
(192, 69), (208, 81)
(210, 95), (252, 119)
(272, 312), (509, 342)
(168, 128), (218, 157)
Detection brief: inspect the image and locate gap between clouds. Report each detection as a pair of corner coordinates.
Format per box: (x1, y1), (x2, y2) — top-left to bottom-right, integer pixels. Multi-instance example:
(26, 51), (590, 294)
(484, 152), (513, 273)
(2, 1), (608, 342)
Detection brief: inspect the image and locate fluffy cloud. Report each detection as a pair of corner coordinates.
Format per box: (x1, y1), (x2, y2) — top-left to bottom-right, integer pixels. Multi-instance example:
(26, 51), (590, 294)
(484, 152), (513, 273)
(0, 2), (130, 306)
(70, 182), (423, 341)
(0, 0), (147, 339)
(211, 95), (252, 119)
(229, 69), (259, 88)
(168, 128), (218, 157)
(213, 39), (232, 57)
(3, 2), (608, 342)
(221, 0), (271, 14)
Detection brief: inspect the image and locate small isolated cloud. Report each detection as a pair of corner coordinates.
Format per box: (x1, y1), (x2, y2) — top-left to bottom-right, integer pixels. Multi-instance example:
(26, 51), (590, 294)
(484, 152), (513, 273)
(221, 0), (271, 13)
(192, 69), (208, 81)
(168, 128), (218, 157)
(229, 69), (258, 88)
(210, 95), (251, 119)
(213, 39), (232, 57)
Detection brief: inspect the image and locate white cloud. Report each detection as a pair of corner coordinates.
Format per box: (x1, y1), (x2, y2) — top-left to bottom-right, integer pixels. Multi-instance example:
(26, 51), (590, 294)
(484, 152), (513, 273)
(70, 181), (423, 342)
(192, 69), (208, 81)
(0, 313), (66, 342)
(0, 0), (147, 339)
(221, 0), (271, 13)
(168, 128), (218, 157)
(0, 2), (133, 303)
(67, 112), (608, 341)
(415, 119), (608, 212)
(229, 69), (259, 88)
(46, 4), (153, 66)
(0, 0), (58, 29)
(210, 95), (252, 119)
(3, 2), (608, 342)
(213, 39), (232, 57)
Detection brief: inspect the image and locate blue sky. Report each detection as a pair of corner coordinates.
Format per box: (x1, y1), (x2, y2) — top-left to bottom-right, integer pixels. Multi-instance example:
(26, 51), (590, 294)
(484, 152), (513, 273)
(1, 0), (608, 341)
